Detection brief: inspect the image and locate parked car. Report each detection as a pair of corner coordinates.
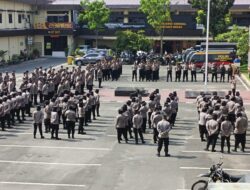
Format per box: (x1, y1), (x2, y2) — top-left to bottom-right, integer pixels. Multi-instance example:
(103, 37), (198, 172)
(75, 53), (105, 66)
(78, 45), (91, 54)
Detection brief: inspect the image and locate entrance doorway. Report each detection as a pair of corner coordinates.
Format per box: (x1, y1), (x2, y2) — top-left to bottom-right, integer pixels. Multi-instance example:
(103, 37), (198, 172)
(44, 36), (67, 56)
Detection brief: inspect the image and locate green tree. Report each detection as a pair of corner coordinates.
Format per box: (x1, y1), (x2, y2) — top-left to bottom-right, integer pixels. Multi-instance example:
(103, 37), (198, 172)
(78, 0), (110, 48)
(215, 25), (249, 64)
(188, 0), (234, 38)
(139, 0), (171, 55)
(115, 30), (152, 55)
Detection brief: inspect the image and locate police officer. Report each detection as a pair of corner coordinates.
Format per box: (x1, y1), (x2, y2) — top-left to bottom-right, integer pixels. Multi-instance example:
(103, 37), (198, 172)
(182, 63), (189, 82)
(132, 110), (145, 144)
(220, 63), (226, 82)
(132, 62), (138, 82)
(157, 114), (171, 157)
(211, 63), (218, 82)
(115, 109), (128, 143)
(190, 62), (197, 82)
(175, 63), (182, 82)
(33, 105), (44, 139)
(0, 99), (5, 131)
(233, 112), (248, 152)
(65, 106), (76, 139)
(50, 106), (61, 140)
(166, 62), (172, 82)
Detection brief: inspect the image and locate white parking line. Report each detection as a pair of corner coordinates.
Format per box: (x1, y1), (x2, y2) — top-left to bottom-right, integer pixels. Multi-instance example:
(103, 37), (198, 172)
(0, 160), (101, 167)
(0, 181), (86, 188)
(0, 144), (111, 151)
(180, 166), (250, 172)
(182, 150), (250, 155)
(107, 135), (116, 137)
(237, 75), (250, 91)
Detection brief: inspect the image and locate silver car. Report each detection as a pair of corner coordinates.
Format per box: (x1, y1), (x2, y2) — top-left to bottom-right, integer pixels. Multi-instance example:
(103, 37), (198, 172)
(75, 53), (105, 66)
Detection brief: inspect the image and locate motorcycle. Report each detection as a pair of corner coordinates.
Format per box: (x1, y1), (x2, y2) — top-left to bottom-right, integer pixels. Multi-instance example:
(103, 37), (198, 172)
(191, 157), (242, 190)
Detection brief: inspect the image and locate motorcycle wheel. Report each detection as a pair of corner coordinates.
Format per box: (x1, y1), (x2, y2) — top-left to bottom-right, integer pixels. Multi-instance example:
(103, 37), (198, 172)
(191, 180), (208, 190)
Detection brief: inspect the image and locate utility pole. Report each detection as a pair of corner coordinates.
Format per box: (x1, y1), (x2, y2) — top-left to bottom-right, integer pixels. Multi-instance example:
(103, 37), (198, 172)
(204, 0), (211, 91)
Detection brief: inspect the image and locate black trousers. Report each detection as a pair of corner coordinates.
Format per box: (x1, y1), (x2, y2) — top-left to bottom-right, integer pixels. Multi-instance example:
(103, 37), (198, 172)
(153, 128), (159, 143)
(91, 105), (96, 119)
(175, 71), (181, 82)
(133, 128), (144, 143)
(87, 85), (93, 92)
(157, 138), (169, 154)
(15, 108), (21, 122)
(66, 121), (75, 138)
(206, 134), (218, 150)
(10, 110), (15, 125)
(117, 128), (127, 142)
(199, 124), (207, 140)
(31, 94), (38, 105)
(126, 123), (133, 138)
(191, 71), (197, 82)
(21, 106), (25, 120)
(170, 113), (177, 126)
(228, 73), (232, 82)
(232, 88), (236, 97)
(235, 133), (246, 151)
(221, 135), (230, 152)
(38, 91), (43, 103)
(152, 71), (157, 81)
(220, 73), (225, 82)
(51, 124), (59, 138)
(0, 116), (5, 130)
(98, 78), (102, 88)
(183, 70), (188, 82)
(132, 70), (137, 81)
(139, 69), (145, 81)
(34, 123), (43, 138)
(142, 118), (147, 133)
(44, 118), (51, 132)
(167, 71), (172, 82)
(78, 117), (85, 134)
(4, 114), (11, 128)
(148, 112), (152, 128)
(96, 103), (100, 116)
(211, 73), (217, 82)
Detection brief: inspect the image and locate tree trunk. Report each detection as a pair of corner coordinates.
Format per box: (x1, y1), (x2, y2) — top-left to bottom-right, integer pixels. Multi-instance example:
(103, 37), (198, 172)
(160, 28), (165, 56)
(95, 30), (98, 48)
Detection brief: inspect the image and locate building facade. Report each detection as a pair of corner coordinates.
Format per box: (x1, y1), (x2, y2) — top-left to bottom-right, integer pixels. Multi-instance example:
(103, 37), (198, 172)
(0, 0), (250, 59)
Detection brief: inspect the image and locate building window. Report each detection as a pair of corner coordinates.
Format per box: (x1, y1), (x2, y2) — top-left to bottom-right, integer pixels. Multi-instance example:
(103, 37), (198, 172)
(9, 14), (13, 23)
(0, 14), (2, 23)
(18, 14), (22, 23)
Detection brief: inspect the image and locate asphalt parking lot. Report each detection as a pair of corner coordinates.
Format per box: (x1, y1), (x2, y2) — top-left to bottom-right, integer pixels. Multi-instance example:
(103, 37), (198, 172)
(0, 58), (249, 190)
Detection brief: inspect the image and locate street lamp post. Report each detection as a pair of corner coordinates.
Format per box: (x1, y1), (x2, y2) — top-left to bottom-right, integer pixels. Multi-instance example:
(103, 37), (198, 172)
(204, 0), (211, 91)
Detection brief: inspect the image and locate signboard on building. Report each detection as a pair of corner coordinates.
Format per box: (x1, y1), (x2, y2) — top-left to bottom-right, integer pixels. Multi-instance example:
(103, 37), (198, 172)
(34, 22), (73, 29)
(161, 22), (187, 29)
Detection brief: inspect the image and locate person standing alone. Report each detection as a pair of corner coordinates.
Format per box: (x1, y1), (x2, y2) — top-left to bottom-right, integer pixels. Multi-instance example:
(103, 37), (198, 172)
(157, 114), (171, 157)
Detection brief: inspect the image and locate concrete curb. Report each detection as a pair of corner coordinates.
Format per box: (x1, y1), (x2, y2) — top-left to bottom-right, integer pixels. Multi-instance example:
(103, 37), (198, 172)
(241, 73), (250, 87)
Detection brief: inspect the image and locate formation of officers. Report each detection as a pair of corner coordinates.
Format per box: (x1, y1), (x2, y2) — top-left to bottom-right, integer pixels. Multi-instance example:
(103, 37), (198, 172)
(115, 89), (179, 157)
(197, 90), (248, 153)
(131, 60), (235, 83)
(0, 64), (103, 140)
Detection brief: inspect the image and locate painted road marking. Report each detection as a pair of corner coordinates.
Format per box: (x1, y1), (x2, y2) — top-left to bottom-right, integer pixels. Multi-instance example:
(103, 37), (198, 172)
(237, 75), (250, 91)
(180, 166), (250, 172)
(0, 144), (111, 151)
(0, 160), (101, 167)
(0, 181), (86, 188)
(182, 150), (250, 155)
